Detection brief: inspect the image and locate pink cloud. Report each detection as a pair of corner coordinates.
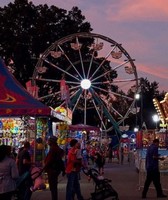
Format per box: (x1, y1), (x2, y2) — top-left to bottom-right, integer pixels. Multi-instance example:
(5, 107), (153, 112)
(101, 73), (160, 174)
(137, 63), (168, 80)
(105, 0), (168, 22)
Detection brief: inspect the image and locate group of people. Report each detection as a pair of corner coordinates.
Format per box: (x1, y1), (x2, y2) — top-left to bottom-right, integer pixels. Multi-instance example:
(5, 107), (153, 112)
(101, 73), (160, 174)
(46, 137), (168, 200)
(0, 136), (86, 200)
(44, 136), (84, 200)
(1, 136), (167, 200)
(0, 136), (135, 200)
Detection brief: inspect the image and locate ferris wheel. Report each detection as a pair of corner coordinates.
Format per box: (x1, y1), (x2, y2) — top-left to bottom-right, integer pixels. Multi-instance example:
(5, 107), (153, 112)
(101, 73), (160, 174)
(32, 32), (139, 137)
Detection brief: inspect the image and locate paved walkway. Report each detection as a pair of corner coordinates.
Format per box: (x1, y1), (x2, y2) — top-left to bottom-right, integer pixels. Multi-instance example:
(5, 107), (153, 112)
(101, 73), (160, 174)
(31, 161), (168, 200)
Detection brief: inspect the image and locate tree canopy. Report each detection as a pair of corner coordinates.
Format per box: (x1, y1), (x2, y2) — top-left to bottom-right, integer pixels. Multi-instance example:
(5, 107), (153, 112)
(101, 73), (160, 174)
(127, 78), (165, 129)
(0, 0), (92, 85)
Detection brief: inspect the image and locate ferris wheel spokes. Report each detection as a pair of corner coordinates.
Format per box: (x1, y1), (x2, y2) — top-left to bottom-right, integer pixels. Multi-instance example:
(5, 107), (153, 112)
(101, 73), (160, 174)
(89, 46), (115, 80)
(57, 45), (83, 80)
(92, 84), (134, 101)
(33, 77), (80, 87)
(71, 90), (83, 113)
(86, 49), (95, 79)
(84, 90), (87, 124)
(37, 90), (60, 101)
(90, 88), (122, 137)
(75, 36), (86, 79)
(91, 68), (112, 83)
(117, 101), (135, 126)
(92, 99), (107, 131)
(91, 78), (137, 85)
(44, 58), (80, 82)
(112, 78), (138, 84)
(92, 87), (124, 119)
(112, 60), (130, 71)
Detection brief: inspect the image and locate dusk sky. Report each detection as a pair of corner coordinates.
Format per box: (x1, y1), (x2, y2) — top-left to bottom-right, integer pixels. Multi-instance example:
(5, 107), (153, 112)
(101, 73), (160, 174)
(1, 0), (168, 92)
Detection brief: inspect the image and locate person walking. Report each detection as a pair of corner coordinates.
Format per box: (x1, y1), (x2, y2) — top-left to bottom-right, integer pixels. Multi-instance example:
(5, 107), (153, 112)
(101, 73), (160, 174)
(107, 143), (113, 163)
(16, 141), (32, 200)
(44, 136), (65, 200)
(94, 151), (105, 175)
(120, 146), (124, 165)
(0, 145), (19, 200)
(142, 139), (167, 199)
(66, 139), (84, 200)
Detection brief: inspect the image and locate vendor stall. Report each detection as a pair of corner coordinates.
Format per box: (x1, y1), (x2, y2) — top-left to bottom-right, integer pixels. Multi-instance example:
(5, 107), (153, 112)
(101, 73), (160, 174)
(136, 129), (168, 191)
(53, 123), (101, 155)
(136, 92), (168, 190)
(0, 59), (71, 166)
(68, 124), (100, 145)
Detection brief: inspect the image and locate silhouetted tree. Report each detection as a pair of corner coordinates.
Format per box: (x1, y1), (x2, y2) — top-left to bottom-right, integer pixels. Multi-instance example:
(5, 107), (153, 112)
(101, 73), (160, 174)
(127, 78), (166, 129)
(0, 0), (92, 85)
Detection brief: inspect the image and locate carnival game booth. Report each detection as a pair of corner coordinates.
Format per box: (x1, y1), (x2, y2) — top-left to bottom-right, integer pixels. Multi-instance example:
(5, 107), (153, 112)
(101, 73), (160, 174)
(120, 131), (136, 152)
(68, 124), (100, 145)
(67, 124), (103, 162)
(135, 129), (168, 170)
(136, 94), (168, 190)
(135, 129), (168, 191)
(0, 59), (69, 166)
(53, 123), (100, 150)
(50, 106), (72, 148)
(119, 131), (136, 164)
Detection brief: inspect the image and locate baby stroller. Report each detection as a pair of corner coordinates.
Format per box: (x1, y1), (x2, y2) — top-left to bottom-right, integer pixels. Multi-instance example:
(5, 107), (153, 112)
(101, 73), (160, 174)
(83, 168), (119, 200)
(13, 167), (46, 200)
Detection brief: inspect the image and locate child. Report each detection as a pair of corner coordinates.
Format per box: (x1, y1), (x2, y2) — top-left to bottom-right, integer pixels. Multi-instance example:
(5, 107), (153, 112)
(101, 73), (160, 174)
(94, 152), (105, 175)
(82, 148), (89, 168)
(73, 142), (83, 172)
(30, 167), (46, 192)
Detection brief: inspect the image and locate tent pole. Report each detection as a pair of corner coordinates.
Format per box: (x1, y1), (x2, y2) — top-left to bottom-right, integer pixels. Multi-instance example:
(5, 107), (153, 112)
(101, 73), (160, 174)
(33, 117), (37, 164)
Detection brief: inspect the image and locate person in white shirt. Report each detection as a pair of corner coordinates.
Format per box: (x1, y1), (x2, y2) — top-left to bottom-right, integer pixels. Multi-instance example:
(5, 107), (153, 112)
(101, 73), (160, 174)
(0, 145), (19, 200)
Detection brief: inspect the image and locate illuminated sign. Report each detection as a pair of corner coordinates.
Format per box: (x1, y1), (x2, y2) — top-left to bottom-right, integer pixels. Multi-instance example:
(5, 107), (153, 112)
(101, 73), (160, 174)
(153, 92), (168, 124)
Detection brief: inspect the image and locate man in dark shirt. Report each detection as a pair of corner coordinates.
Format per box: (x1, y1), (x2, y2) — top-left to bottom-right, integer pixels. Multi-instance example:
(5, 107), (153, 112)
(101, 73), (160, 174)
(17, 143), (31, 176)
(44, 136), (65, 200)
(17, 141), (32, 200)
(142, 139), (167, 198)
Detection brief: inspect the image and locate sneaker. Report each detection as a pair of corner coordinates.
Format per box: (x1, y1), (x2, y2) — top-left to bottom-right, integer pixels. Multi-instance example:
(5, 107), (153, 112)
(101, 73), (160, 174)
(30, 186), (35, 192)
(87, 175), (91, 182)
(157, 194), (167, 198)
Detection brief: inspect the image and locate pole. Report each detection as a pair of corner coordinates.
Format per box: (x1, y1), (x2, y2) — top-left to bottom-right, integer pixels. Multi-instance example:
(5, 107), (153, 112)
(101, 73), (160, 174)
(140, 87), (143, 130)
(84, 90), (87, 125)
(135, 99), (138, 128)
(100, 105), (103, 146)
(34, 117), (37, 164)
